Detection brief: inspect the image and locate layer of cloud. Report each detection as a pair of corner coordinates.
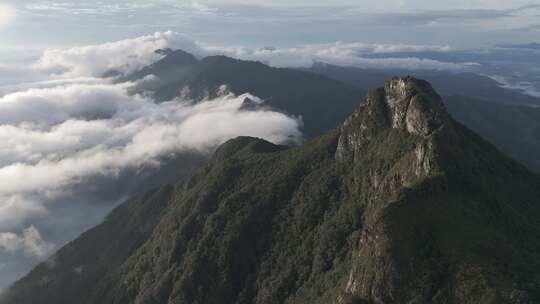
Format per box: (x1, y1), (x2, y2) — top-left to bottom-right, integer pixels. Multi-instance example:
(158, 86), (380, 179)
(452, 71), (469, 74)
(0, 77), (107, 96)
(2, 0), (540, 57)
(21, 1), (217, 16)
(33, 31), (202, 77)
(0, 83), (301, 288)
(27, 30), (477, 76)
(206, 43), (477, 70)
(201, 1), (536, 10)
(0, 226), (53, 258)
(0, 33), (302, 288)
(0, 84), (299, 187)
(0, 79), (301, 228)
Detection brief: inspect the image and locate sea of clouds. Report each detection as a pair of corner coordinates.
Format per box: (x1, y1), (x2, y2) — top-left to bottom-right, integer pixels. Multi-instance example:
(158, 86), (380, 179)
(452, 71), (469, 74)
(0, 31), (302, 290)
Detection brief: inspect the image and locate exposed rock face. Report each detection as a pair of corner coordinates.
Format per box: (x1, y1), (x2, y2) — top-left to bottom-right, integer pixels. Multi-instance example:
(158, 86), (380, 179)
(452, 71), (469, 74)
(336, 77), (448, 163)
(335, 78), (450, 210)
(385, 78), (447, 134)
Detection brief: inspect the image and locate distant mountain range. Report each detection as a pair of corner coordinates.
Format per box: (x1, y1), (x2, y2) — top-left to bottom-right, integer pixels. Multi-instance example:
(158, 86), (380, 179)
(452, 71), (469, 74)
(118, 49), (540, 172)
(121, 49), (364, 139)
(307, 63), (540, 106)
(3, 77), (540, 304)
(306, 64), (540, 173)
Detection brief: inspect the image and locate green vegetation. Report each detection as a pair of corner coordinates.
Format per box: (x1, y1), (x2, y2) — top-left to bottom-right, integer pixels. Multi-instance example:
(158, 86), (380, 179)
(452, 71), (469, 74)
(3, 78), (540, 304)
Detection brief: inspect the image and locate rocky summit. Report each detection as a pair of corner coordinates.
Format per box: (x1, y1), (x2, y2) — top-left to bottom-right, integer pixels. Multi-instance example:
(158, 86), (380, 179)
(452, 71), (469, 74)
(3, 78), (540, 304)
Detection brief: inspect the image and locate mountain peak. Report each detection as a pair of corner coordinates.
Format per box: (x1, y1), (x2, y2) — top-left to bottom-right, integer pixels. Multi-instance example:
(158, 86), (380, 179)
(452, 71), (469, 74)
(337, 77), (450, 162)
(381, 76), (448, 136)
(343, 77), (449, 135)
(384, 76), (437, 100)
(335, 77), (455, 184)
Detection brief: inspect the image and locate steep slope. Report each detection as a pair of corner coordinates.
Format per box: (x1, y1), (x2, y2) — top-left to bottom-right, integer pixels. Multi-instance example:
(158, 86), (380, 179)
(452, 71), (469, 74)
(126, 52), (364, 139)
(307, 64), (540, 172)
(444, 96), (540, 172)
(333, 78), (540, 303)
(0, 184), (175, 304)
(4, 78), (540, 304)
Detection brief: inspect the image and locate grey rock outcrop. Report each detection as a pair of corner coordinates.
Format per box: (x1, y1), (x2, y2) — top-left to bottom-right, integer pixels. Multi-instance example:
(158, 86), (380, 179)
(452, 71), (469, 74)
(335, 77), (456, 303)
(336, 77), (449, 163)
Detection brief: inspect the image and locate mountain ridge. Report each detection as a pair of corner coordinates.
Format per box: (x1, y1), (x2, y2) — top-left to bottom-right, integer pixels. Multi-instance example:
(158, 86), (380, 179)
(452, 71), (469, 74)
(121, 49), (540, 172)
(3, 77), (540, 304)
(123, 51), (364, 139)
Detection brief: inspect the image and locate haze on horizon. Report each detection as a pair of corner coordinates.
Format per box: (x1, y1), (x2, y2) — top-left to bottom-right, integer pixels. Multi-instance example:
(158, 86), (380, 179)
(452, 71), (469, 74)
(0, 0), (539, 53)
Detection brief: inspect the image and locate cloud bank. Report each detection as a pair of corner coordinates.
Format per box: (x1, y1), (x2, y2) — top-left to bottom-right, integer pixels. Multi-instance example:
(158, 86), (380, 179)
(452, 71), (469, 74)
(0, 79), (301, 233)
(488, 75), (540, 98)
(207, 43), (477, 70)
(0, 32), (304, 288)
(33, 31), (202, 77)
(0, 78), (301, 288)
(0, 226), (53, 259)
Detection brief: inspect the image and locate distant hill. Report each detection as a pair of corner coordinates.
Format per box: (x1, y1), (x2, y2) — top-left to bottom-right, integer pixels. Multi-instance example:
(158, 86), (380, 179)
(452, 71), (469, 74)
(4, 78), (540, 304)
(123, 50), (365, 139)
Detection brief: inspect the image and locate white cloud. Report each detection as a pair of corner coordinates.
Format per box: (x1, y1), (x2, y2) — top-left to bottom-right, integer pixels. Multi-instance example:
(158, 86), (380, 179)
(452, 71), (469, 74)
(0, 32), (476, 267)
(0, 30), (485, 289)
(0, 77), (107, 96)
(0, 4), (16, 30)
(28, 30), (476, 74)
(0, 195), (48, 231)
(0, 84), (301, 196)
(171, 1), (218, 14)
(206, 42), (477, 70)
(23, 1), (218, 15)
(488, 75), (540, 98)
(0, 30), (304, 289)
(0, 226), (54, 258)
(2, 23), (479, 84)
(33, 31), (202, 77)
(0, 78), (301, 256)
(204, 0), (538, 11)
